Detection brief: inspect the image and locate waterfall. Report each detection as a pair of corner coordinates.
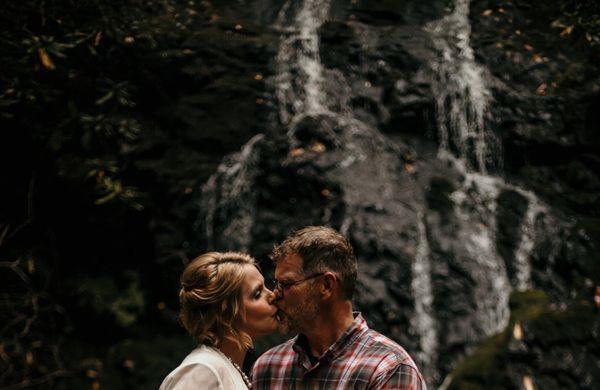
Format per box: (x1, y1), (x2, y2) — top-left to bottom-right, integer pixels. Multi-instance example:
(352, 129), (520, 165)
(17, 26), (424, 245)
(426, 0), (497, 173)
(411, 213), (438, 380)
(273, 0), (445, 374)
(511, 189), (546, 291)
(275, 0), (331, 125)
(200, 134), (265, 251)
(446, 156), (512, 334)
(425, 0), (551, 340)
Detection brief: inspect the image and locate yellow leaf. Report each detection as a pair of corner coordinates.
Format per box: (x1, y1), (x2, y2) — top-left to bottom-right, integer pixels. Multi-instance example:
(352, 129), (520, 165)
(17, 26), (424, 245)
(560, 25), (574, 37)
(523, 43), (534, 51)
(26, 351), (34, 365)
(535, 83), (547, 96)
(38, 48), (55, 70)
(94, 32), (102, 47)
(523, 376), (535, 390)
(290, 148), (304, 157)
(311, 142), (326, 153)
(512, 322), (523, 340)
(481, 9), (493, 17)
(86, 369), (98, 378)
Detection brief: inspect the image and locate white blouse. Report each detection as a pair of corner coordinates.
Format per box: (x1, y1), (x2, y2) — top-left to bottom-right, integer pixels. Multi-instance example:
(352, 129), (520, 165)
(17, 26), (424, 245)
(159, 345), (248, 390)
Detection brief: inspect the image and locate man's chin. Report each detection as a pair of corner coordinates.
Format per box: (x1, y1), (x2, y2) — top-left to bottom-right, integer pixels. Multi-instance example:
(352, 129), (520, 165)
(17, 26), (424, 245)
(275, 312), (293, 334)
(276, 316), (290, 333)
(276, 321), (290, 334)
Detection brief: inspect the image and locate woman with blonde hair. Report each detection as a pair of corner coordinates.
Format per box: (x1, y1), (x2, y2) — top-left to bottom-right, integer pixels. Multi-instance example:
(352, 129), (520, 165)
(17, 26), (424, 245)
(160, 252), (278, 389)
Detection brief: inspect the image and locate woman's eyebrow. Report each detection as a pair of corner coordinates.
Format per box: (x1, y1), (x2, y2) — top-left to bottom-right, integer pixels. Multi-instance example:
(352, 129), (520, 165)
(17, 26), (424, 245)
(250, 282), (263, 295)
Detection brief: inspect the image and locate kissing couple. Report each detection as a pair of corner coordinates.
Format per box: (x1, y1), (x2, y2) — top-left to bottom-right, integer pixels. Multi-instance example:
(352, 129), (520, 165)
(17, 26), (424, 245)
(160, 226), (426, 389)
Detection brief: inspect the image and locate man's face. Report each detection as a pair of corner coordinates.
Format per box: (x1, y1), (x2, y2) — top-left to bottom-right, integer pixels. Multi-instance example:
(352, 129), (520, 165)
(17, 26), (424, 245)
(273, 253), (320, 334)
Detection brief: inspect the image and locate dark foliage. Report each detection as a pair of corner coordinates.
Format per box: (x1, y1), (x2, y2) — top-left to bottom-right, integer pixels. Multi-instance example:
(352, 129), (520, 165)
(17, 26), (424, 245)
(0, 0), (270, 387)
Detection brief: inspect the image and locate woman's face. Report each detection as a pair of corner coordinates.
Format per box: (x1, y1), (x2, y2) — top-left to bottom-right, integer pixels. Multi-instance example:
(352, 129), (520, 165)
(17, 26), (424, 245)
(239, 265), (278, 339)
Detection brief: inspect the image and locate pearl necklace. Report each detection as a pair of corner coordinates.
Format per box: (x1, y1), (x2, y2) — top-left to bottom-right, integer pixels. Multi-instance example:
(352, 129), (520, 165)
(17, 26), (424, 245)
(226, 356), (252, 389)
(213, 347), (252, 389)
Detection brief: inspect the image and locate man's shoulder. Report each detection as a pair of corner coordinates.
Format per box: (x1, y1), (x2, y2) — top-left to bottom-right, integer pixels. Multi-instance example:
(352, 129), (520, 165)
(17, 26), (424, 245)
(253, 337), (296, 367)
(358, 328), (418, 366)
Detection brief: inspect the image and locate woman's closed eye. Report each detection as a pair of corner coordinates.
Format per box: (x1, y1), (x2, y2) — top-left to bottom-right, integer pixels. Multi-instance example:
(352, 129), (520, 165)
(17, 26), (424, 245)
(253, 285), (265, 299)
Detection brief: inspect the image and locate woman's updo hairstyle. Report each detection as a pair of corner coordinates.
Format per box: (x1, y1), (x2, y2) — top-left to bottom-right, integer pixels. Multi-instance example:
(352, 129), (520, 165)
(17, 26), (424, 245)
(179, 251), (256, 349)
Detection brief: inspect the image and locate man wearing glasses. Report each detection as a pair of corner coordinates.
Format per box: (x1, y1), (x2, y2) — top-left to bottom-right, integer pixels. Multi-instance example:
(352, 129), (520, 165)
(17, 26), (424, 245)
(252, 226), (426, 389)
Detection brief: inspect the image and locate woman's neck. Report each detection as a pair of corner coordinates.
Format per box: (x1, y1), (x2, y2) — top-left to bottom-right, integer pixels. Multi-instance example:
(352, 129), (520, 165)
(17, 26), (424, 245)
(218, 337), (248, 367)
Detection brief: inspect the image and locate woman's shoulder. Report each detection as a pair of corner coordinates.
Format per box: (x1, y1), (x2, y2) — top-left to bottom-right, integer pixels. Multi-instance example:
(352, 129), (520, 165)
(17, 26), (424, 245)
(181, 345), (231, 368)
(159, 345), (232, 390)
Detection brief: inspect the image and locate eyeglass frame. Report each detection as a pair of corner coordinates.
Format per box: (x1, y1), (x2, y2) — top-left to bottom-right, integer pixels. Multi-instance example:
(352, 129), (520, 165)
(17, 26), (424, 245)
(271, 272), (326, 293)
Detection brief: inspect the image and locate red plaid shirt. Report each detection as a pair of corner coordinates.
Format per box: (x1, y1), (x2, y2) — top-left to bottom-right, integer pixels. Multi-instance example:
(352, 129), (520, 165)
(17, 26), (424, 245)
(252, 313), (426, 389)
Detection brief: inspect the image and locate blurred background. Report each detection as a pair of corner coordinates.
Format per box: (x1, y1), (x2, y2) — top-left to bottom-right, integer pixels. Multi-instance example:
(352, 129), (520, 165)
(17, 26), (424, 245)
(1, 0), (599, 388)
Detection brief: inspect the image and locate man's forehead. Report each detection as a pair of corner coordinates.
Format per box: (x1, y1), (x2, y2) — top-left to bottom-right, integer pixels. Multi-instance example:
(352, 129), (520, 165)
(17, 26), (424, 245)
(275, 253), (304, 277)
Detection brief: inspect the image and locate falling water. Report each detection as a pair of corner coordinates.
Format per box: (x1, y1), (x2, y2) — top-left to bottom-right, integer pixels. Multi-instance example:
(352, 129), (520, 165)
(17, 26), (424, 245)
(511, 189), (546, 290)
(411, 213), (438, 380)
(275, 0), (331, 125)
(273, 2), (442, 364)
(200, 134), (265, 251)
(447, 155), (512, 334)
(200, 0), (550, 385)
(426, 0), (551, 338)
(426, 0), (497, 173)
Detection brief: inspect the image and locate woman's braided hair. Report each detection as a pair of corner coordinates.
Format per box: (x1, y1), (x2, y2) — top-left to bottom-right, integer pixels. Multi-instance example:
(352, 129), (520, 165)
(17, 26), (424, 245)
(178, 252), (255, 349)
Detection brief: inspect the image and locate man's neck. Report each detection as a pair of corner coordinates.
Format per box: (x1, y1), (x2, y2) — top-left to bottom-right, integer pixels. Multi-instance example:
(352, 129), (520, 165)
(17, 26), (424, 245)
(302, 301), (355, 358)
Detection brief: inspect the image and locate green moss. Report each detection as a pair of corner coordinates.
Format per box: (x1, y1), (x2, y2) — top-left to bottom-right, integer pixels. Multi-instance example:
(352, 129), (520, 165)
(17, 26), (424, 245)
(447, 290), (600, 389)
(447, 330), (513, 390)
(509, 290), (551, 322)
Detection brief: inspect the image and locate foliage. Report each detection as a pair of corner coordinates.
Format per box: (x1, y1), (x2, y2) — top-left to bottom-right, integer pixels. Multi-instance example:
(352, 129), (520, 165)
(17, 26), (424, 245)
(559, 0), (600, 46)
(76, 272), (145, 328)
(0, 0), (205, 387)
(0, 257), (69, 388)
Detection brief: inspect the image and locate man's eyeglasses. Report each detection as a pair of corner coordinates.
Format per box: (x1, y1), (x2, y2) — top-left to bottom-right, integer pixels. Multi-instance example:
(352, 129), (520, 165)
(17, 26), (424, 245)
(271, 272), (325, 293)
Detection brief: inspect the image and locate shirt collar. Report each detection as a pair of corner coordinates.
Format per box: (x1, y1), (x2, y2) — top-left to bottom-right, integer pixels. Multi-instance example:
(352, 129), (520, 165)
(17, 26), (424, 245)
(292, 312), (369, 365)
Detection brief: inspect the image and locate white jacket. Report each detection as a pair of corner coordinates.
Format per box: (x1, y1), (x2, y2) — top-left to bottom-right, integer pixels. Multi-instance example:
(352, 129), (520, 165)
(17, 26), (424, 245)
(159, 345), (248, 390)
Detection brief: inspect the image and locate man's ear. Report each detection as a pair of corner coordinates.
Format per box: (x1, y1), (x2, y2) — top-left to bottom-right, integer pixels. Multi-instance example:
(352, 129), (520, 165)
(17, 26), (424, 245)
(320, 272), (337, 299)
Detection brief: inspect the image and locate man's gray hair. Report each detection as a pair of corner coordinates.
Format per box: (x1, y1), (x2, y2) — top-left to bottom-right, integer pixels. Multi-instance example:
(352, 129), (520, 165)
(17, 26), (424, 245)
(272, 226), (358, 300)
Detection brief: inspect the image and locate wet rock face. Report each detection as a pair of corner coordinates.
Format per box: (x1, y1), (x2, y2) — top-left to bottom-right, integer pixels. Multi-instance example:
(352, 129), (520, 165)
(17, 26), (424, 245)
(468, 0), (600, 204)
(196, 0), (599, 387)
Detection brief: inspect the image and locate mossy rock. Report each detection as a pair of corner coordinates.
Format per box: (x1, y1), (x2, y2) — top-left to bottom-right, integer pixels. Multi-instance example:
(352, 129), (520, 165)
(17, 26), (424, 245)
(447, 290), (600, 389)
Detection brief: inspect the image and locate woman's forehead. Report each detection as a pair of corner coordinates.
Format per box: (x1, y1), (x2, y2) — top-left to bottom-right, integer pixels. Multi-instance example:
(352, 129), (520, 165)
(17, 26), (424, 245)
(242, 265), (264, 289)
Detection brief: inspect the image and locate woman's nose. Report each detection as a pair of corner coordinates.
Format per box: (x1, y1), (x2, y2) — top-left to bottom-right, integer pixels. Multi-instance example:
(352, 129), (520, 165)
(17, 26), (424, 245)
(266, 288), (277, 304)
